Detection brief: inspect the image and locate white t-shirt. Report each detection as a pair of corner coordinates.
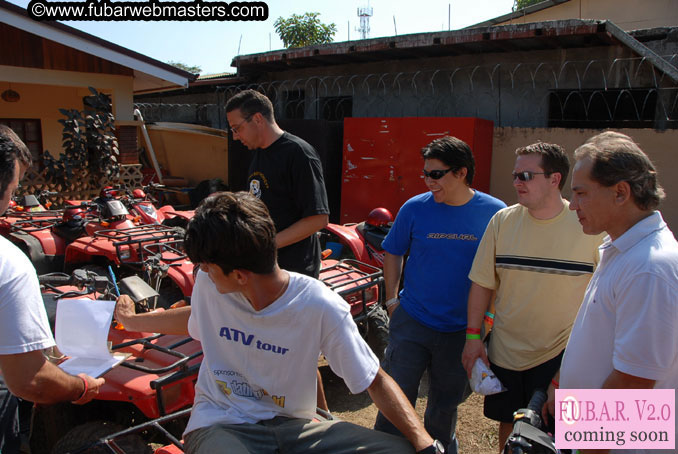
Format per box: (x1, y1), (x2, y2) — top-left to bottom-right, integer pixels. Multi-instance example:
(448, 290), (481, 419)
(184, 270), (379, 435)
(560, 212), (678, 454)
(0, 235), (55, 356)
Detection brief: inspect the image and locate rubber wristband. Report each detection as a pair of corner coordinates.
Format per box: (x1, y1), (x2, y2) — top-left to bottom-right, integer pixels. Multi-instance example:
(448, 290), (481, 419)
(466, 328), (481, 334)
(551, 378), (559, 389)
(73, 375), (88, 402)
(466, 333), (481, 340)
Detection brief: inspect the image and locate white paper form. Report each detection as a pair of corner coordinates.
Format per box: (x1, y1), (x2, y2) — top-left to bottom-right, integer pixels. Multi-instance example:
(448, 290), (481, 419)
(55, 298), (127, 377)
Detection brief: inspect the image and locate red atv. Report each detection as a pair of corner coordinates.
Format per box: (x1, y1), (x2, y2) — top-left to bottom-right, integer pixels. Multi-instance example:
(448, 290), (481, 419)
(318, 258), (389, 359)
(30, 270), (202, 454)
(322, 208), (393, 269)
(120, 185), (194, 229)
(2, 190), (128, 274)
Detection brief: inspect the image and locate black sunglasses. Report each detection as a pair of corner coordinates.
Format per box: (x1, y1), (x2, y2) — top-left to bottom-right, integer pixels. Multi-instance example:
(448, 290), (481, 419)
(423, 168), (453, 180)
(512, 171), (548, 182)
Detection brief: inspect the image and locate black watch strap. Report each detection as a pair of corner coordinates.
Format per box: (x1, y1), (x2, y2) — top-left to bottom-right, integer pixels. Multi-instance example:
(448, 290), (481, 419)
(416, 439), (446, 454)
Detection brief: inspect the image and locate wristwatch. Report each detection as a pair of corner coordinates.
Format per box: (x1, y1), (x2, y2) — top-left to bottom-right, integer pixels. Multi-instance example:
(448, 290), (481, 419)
(416, 439), (446, 454)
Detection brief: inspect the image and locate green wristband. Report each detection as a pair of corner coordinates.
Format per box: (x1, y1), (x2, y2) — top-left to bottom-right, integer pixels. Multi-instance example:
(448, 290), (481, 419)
(466, 333), (481, 340)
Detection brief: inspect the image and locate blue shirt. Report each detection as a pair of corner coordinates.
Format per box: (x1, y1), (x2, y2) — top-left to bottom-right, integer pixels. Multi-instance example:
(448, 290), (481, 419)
(383, 191), (506, 331)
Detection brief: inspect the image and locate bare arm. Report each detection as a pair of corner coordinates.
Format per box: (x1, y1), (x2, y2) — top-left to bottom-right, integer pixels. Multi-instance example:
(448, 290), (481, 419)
(383, 252), (404, 316)
(115, 295), (190, 335)
(316, 368), (328, 411)
(461, 282), (493, 376)
(367, 368), (433, 451)
(0, 351), (103, 404)
(275, 214), (329, 249)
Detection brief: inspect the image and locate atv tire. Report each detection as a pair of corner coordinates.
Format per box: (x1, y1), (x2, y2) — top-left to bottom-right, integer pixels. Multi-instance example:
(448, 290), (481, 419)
(51, 421), (149, 454)
(366, 305), (390, 361)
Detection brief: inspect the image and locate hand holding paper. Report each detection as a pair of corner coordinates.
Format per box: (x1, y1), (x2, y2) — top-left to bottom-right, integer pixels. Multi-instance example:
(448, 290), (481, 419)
(56, 298), (128, 378)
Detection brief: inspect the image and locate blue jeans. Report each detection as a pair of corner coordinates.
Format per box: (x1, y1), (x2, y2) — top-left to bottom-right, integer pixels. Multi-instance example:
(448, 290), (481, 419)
(0, 380), (20, 454)
(374, 306), (470, 454)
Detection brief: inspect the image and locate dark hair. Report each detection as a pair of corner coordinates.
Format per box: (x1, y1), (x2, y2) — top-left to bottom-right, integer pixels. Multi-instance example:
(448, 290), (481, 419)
(515, 142), (570, 190)
(225, 89), (274, 122)
(184, 191), (277, 275)
(0, 125), (32, 199)
(575, 132), (664, 211)
(420, 136), (475, 185)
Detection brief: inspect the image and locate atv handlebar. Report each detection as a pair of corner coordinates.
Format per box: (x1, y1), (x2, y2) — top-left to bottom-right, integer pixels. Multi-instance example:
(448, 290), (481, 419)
(39, 269), (110, 293)
(528, 389), (548, 414)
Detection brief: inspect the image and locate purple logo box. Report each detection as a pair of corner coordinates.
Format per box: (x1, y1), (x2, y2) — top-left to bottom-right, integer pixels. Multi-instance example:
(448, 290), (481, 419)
(555, 389), (675, 450)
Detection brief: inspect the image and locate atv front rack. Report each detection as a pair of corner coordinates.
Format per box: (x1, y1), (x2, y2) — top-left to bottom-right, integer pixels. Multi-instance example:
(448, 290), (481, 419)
(112, 334), (202, 416)
(142, 239), (188, 264)
(61, 407), (192, 454)
(11, 217), (60, 232)
(94, 225), (185, 266)
(319, 259), (385, 324)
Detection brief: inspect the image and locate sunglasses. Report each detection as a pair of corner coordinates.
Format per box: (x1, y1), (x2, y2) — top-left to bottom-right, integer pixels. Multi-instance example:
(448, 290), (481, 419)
(512, 171), (548, 182)
(423, 168), (453, 180)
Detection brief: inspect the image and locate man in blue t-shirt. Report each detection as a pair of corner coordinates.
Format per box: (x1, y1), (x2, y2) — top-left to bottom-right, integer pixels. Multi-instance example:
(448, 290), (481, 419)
(374, 136), (506, 454)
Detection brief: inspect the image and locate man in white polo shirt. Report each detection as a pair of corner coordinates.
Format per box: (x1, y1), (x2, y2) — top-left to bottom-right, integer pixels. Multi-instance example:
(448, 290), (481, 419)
(546, 131), (678, 454)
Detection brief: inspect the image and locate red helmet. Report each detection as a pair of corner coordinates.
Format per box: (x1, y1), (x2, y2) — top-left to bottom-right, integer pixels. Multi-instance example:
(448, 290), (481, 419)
(100, 186), (117, 198)
(366, 207), (393, 227)
(132, 189), (146, 199)
(63, 207), (84, 222)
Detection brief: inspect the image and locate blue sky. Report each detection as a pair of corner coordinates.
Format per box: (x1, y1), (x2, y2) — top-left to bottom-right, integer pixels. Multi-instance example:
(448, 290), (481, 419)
(8, 0), (515, 74)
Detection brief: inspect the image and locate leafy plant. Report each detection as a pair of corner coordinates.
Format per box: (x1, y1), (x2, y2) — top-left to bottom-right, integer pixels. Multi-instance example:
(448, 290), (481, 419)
(514, 0), (544, 10)
(43, 87), (119, 187)
(274, 12), (337, 48)
(166, 61), (201, 75)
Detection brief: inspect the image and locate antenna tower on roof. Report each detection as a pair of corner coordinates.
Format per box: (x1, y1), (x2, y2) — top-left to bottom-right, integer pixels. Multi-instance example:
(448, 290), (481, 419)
(356, 3), (373, 40)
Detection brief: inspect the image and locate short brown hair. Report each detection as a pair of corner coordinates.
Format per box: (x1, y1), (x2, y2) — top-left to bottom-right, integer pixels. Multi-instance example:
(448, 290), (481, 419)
(515, 142), (570, 190)
(575, 132), (664, 210)
(184, 191), (277, 275)
(225, 89), (275, 122)
(0, 125), (32, 199)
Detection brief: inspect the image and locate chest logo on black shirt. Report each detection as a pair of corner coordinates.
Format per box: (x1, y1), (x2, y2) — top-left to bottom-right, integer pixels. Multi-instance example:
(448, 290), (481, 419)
(248, 171), (269, 199)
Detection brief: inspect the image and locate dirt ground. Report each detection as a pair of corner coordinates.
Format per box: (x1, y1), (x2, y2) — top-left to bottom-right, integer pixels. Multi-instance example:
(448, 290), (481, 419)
(320, 366), (498, 454)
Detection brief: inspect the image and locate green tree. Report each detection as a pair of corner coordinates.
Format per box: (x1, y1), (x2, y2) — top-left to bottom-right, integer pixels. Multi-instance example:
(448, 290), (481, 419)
(166, 61), (201, 75)
(514, 0), (543, 10)
(274, 12), (337, 48)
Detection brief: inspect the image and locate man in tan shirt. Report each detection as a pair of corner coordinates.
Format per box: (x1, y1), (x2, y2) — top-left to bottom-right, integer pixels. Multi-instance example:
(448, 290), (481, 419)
(461, 142), (603, 451)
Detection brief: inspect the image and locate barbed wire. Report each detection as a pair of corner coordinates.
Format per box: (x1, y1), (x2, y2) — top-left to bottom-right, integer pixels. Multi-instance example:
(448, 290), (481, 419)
(136, 54), (678, 128)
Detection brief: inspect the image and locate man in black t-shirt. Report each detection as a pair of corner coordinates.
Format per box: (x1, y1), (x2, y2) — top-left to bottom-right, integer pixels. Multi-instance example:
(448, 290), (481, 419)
(225, 90), (329, 278)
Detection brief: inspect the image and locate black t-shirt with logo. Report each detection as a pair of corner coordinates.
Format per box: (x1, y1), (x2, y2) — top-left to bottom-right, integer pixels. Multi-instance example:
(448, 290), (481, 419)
(247, 132), (330, 277)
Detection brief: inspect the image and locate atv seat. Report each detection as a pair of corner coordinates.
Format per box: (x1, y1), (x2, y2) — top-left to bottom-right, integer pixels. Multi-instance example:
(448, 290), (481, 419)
(356, 222), (389, 251)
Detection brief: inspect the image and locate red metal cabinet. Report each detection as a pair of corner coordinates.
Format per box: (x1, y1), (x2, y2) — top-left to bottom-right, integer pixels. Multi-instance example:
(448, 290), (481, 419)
(340, 117), (494, 223)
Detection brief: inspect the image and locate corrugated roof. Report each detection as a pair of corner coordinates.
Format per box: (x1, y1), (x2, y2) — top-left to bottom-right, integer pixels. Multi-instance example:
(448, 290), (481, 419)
(230, 19), (678, 84)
